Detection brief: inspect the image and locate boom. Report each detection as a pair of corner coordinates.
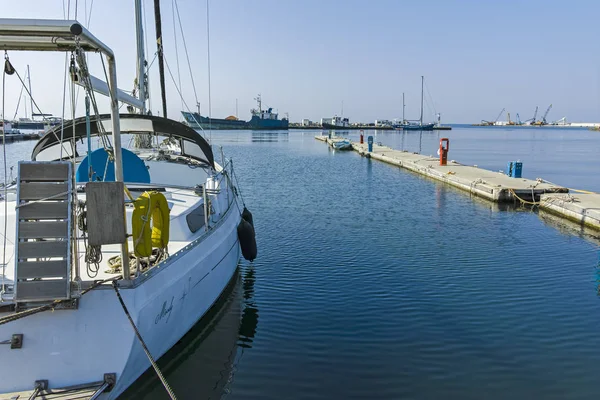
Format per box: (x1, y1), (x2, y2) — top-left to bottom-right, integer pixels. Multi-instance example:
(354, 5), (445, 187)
(481, 108), (505, 125)
(541, 104), (552, 124)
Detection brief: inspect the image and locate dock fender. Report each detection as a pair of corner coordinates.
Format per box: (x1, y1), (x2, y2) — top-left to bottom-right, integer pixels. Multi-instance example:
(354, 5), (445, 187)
(238, 218), (257, 261)
(241, 207), (254, 227)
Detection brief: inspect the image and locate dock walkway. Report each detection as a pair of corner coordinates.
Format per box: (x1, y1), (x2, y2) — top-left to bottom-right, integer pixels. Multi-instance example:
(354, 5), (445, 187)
(317, 135), (566, 203)
(316, 135), (600, 231)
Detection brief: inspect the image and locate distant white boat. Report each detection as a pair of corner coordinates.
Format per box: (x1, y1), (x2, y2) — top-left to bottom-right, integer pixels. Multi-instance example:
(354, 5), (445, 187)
(332, 139), (352, 150)
(322, 116), (350, 129)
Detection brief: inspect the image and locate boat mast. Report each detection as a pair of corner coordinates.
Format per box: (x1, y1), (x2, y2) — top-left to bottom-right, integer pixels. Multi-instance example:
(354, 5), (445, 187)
(153, 0), (167, 118)
(341, 100), (344, 117)
(23, 89), (27, 120)
(135, 0), (146, 114)
(402, 92), (405, 124)
(27, 65), (33, 119)
(420, 76), (424, 126)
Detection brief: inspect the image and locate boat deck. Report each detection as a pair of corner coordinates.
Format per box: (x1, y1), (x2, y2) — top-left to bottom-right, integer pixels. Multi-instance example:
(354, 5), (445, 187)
(0, 185), (213, 290)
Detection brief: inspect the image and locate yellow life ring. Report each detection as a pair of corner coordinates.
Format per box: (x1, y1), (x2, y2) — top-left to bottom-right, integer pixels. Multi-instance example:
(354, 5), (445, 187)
(132, 191), (170, 257)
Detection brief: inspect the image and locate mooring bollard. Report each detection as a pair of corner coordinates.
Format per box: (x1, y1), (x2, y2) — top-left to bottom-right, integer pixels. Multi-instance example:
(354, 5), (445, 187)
(439, 138), (449, 166)
(367, 135), (373, 152)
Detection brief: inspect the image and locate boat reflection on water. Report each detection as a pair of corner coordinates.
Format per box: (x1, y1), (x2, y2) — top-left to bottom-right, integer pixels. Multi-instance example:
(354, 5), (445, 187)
(251, 130), (289, 143)
(238, 267), (258, 349)
(123, 264), (259, 399)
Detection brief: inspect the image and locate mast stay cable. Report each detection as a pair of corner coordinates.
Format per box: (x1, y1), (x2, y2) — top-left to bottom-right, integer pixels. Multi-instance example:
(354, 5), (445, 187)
(87, 0), (95, 28)
(142, 0), (153, 113)
(162, 57), (205, 136)
(171, 0), (183, 111)
(173, 0), (200, 111)
(1, 54), (8, 299)
(424, 80), (437, 121)
(11, 78), (24, 121)
(206, 0), (212, 142)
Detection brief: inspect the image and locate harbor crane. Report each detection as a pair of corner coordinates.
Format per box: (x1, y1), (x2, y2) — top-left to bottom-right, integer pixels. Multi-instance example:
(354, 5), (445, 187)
(507, 112), (516, 125)
(522, 106), (538, 125)
(481, 108), (505, 126)
(541, 104), (552, 124)
(533, 104), (552, 125)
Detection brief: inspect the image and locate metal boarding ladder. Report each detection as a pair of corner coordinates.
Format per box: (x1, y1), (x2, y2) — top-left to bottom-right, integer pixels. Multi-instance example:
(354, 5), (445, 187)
(14, 161), (72, 303)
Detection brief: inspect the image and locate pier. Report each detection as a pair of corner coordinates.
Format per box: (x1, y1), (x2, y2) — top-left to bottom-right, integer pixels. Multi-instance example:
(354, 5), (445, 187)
(315, 135), (600, 231)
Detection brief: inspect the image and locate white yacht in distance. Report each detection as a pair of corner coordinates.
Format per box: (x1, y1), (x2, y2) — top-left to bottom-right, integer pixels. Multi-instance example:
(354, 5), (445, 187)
(0, 3), (256, 399)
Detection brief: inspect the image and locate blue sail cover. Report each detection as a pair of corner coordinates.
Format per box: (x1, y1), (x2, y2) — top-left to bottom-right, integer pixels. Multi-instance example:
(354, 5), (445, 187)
(76, 147), (151, 183)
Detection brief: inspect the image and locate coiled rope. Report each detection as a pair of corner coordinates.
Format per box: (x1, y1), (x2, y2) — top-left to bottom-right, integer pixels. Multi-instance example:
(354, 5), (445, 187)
(76, 202), (102, 278)
(112, 281), (177, 400)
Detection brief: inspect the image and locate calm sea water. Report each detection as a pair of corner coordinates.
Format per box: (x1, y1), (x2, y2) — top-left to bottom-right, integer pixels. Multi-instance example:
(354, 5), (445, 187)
(3, 126), (600, 399)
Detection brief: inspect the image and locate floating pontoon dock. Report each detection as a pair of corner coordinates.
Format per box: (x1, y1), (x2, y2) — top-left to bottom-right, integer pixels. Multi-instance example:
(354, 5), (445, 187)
(539, 193), (600, 231)
(316, 135), (600, 231)
(318, 135), (567, 202)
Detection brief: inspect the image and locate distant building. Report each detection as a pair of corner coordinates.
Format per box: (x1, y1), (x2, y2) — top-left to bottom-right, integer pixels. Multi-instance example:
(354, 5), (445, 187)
(321, 117), (333, 126)
(302, 119), (312, 126)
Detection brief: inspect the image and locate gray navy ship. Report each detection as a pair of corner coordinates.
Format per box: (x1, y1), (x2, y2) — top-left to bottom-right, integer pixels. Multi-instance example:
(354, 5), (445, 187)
(182, 94), (288, 130)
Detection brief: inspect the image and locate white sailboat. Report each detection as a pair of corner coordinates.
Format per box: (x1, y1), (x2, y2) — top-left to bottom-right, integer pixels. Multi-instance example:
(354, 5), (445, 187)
(0, 2), (256, 399)
(395, 76), (435, 131)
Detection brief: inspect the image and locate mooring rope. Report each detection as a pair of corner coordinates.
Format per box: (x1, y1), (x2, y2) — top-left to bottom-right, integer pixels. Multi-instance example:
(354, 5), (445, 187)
(111, 281), (177, 400)
(509, 188), (539, 206)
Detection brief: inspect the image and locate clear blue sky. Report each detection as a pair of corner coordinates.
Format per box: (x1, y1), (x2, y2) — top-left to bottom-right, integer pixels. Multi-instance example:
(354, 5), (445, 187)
(0, 0), (598, 123)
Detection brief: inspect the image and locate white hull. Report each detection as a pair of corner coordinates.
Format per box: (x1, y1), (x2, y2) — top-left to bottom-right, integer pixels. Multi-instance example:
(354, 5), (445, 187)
(0, 203), (241, 399)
